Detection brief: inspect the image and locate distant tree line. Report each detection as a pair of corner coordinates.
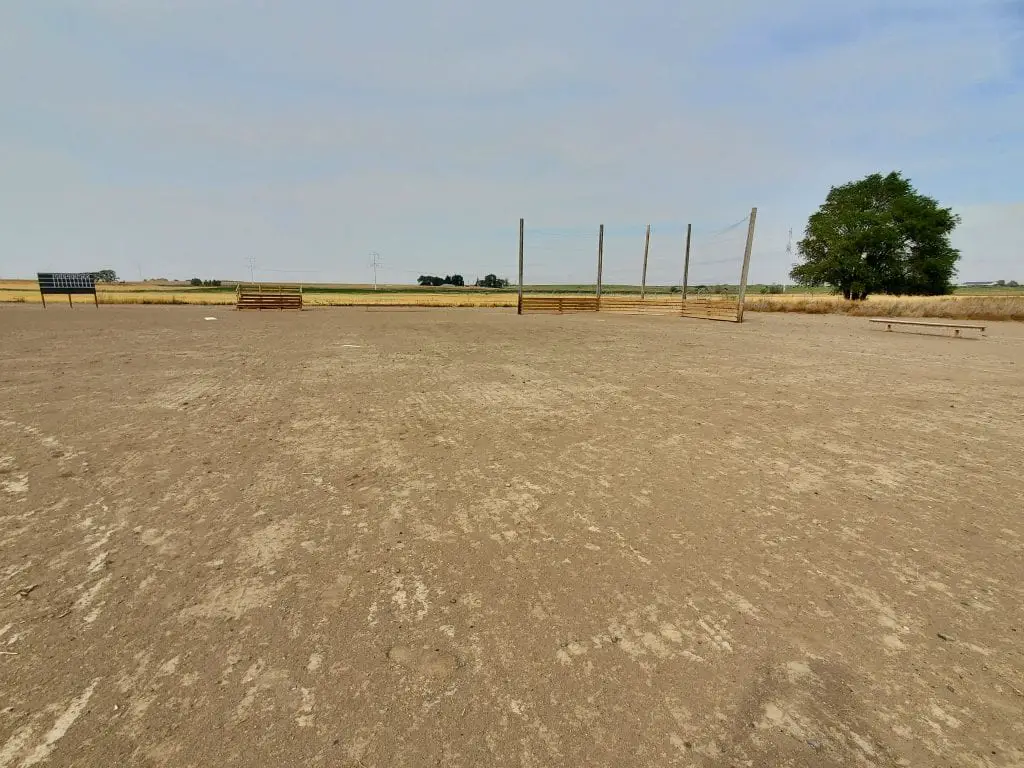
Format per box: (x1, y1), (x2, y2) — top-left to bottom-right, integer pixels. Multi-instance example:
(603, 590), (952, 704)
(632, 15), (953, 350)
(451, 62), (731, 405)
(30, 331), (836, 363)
(190, 278), (222, 287)
(996, 279), (1020, 288)
(475, 274), (509, 288)
(417, 274), (465, 287)
(416, 273), (511, 288)
(692, 285), (735, 295)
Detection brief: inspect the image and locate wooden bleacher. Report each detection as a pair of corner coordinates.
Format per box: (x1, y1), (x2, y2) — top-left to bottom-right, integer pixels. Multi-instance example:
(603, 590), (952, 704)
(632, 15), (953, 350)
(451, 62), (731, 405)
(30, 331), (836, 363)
(236, 284), (303, 311)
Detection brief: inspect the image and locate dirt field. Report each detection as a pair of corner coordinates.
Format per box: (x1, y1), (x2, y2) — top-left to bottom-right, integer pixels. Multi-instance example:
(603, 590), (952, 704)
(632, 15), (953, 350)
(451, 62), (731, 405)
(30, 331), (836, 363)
(1, 305), (1022, 767)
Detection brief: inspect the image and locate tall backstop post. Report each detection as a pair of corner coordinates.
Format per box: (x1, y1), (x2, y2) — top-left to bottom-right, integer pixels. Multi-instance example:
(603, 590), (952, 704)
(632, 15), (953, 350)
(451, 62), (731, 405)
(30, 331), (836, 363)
(736, 207), (757, 323)
(682, 223), (692, 302)
(596, 224), (604, 310)
(641, 224), (651, 299)
(517, 218), (524, 315)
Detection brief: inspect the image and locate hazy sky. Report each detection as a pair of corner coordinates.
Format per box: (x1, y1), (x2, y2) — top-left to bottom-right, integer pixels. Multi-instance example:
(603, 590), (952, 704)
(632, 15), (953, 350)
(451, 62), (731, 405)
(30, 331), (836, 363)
(1, 0), (1021, 285)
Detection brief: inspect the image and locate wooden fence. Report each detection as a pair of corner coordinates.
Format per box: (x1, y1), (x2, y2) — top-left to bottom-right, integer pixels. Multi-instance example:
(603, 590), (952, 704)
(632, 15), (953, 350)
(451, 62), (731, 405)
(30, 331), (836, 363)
(236, 284), (303, 311)
(520, 295), (739, 321)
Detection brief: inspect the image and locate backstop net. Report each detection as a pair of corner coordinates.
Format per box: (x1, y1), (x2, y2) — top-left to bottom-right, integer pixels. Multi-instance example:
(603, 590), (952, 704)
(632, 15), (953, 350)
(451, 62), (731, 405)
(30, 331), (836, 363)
(519, 211), (756, 321)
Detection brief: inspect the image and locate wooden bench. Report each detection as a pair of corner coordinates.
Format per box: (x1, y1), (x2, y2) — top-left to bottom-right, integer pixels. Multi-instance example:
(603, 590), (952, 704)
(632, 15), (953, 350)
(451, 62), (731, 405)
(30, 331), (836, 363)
(869, 318), (985, 337)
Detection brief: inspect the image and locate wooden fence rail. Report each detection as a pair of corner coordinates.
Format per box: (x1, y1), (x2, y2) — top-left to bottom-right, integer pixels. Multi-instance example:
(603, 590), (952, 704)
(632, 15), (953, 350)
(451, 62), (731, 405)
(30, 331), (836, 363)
(520, 295), (739, 321)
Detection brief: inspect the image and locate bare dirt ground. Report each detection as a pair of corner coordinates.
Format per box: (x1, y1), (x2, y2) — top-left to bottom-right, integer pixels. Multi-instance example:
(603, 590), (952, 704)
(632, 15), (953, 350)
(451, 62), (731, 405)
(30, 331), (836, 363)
(1, 305), (1022, 767)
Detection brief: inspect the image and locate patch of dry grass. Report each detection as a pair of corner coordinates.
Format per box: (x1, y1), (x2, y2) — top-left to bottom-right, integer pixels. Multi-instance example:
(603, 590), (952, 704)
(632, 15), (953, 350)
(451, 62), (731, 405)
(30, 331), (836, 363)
(745, 294), (1024, 322)
(4, 279), (1020, 320)
(303, 293), (515, 307)
(0, 290), (236, 305)
(0, 288), (517, 308)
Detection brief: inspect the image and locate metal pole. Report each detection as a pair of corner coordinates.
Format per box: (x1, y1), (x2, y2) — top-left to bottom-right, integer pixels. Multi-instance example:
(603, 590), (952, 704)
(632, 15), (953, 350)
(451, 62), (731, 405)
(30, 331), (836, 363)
(517, 218), (524, 315)
(736, 208), (757, 323)
(641, 224), (650, 299)
(596, 224), (604, 310)
(370, 252), (381, 291)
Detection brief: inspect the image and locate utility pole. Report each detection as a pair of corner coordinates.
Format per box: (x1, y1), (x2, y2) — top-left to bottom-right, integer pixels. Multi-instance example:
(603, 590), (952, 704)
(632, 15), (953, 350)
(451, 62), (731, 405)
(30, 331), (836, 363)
(370, 252), (381, 290)
(736, 207), (758, 323)
(682, 223), (692, 302)
(517, 219), (524, 315)
(247, 256), (256, 283)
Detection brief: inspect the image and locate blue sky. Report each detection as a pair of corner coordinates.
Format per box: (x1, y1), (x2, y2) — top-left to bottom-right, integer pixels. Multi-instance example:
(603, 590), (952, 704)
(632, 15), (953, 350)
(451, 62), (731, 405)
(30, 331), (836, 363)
(1, 0), (1021, 285)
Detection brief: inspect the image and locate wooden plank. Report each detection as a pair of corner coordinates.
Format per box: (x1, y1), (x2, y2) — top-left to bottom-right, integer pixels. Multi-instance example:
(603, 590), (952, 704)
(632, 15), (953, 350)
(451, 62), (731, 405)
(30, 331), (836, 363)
(237, 285), (302, 295)
(522, 298), (597, 303)
(681, 313), (739, 323)
(868, 319), (985, 329)
(522, 300), (597, 306)
(600, 304), (681, 309)
(601, 298), (680, 304)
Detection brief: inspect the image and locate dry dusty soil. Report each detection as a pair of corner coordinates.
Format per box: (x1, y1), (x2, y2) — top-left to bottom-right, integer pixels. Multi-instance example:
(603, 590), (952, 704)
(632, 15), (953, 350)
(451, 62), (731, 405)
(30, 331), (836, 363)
(1, 305), (1022, 767)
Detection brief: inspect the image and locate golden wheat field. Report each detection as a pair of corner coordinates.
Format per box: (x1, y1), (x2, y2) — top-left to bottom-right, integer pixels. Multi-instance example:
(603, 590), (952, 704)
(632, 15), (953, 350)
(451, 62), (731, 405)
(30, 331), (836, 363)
(0, 281), (516, 308)
(746, 293), (1024, 321)
(2, 280), (1023, 319)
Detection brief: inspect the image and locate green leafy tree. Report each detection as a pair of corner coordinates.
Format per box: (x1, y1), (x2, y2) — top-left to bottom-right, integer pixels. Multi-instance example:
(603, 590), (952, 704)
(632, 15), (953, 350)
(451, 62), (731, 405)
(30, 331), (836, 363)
(93, 269), (118, 283)
(475, 274), (509, 288)
(791, 172), (960, 299)
(190, 277), (203, 286)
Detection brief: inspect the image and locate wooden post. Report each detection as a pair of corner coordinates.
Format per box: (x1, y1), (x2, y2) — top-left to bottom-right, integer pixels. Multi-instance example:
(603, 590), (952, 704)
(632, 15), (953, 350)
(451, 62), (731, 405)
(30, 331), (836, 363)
(93, 288), (99, 308)
(640, 224), (651, 299)
(596, 224), (604, 310)
(517, 218), (524, 315)
(682, 223), (692, 302)
(68, 292), (73, 308)
(736, 207), (757, 323)
(40, 287), (46, 309)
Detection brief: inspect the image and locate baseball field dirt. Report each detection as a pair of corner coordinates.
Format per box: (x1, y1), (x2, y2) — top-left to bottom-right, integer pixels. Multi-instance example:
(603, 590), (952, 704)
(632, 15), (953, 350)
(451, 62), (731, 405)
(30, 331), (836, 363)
(1, 305), (1022, 767)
